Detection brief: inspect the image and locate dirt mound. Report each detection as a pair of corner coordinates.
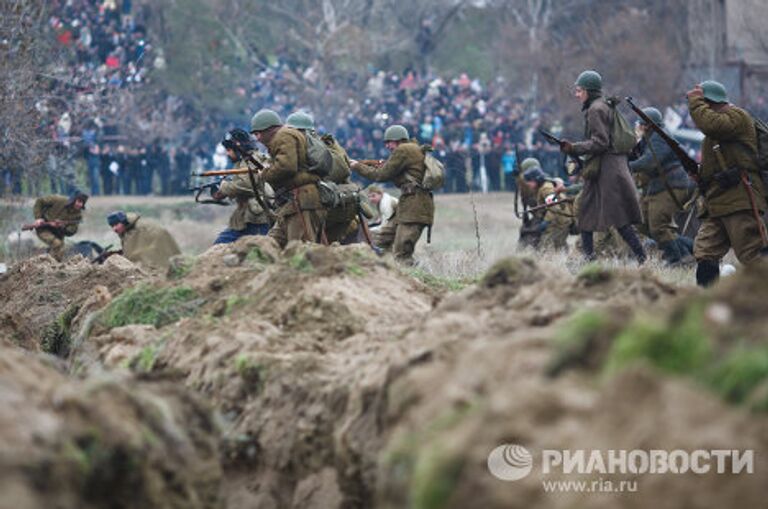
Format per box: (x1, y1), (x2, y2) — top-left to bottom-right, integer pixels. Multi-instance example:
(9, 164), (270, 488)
(0, 254), (147, 352)
(87, 246), (721, 508)
(88, 239), (436, 508)
(0, 345), (221, 509)
(7, 239), (767, 509)
(375, 261), (768, 509)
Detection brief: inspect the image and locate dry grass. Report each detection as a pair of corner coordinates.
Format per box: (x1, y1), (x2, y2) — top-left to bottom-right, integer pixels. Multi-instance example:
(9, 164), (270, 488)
(416, 193), (702, 288)
(2, 192), (730, 288)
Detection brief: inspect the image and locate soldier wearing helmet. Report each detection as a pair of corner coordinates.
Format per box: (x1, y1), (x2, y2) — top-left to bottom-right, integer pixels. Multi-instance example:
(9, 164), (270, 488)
(211, 128), (273, 244)
(629, 106), (694, 266)
(249, 109), (327, 247)
(559, 70), (646, 263)
(350, 125), (434, 264)
(686, 80), (767, 286)
(521, 158), (574, 251)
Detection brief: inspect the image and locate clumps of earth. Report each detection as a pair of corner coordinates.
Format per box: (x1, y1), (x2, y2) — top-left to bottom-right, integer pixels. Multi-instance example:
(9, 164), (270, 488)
(1, 239), (766, 508)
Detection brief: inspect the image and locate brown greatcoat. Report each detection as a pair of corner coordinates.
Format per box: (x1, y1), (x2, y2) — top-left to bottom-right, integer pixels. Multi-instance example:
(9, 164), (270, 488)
(570, 96), (643, 232)
(119, 213), (181, 270)
(354, 142), (434, 225)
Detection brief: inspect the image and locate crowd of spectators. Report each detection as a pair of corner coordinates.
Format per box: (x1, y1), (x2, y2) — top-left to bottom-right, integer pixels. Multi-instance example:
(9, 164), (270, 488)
(247, 64), (566, 193)
(11, 1), (766, 199)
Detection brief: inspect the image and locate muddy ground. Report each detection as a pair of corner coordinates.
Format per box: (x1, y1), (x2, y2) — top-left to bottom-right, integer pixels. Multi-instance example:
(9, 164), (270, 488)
(1, 224), (766, 509)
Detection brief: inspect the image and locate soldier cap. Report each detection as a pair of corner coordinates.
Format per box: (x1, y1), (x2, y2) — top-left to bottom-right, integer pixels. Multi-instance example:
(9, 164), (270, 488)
(107, 210), (128, 226)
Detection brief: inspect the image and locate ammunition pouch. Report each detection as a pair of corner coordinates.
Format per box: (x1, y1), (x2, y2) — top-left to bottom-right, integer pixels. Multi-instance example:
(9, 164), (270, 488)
(711, 167), (742, 191)
(317, 180), (363, 210)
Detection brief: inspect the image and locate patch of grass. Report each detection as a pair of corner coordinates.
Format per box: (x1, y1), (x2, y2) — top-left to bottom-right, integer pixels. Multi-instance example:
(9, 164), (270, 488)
(604, 304), (712, 376)
(547, 310), (613, 376)
(167, 256), (195, 280)
(707, 346), (768, 407)
(384, 403), (476, 509)
(577, 263), (613, 286)
(41, 303), (81, 357)
(99, 284), (199, 329)
(409, 268), (473, 292)
(288, 252), (313, 273)
(234, 354), (266, 392)
(131, 344), (161, 373)
(346, 263), (366, 277)
(225, 295), (250, 315)
(411, 445), (464, 509)
(246, 246), (272, 264)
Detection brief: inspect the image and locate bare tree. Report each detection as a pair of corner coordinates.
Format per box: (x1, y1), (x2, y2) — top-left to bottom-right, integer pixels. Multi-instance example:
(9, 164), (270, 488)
(0, 0), (55, 183)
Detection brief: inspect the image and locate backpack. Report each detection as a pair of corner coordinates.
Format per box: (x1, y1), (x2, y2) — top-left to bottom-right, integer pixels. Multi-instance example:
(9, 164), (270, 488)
(321, 134), (352, 184)
(750, 115), (768, 173)
(421, 145), (445, 190)
(304, 132), (333, 178)
(606, 97), (636, 155)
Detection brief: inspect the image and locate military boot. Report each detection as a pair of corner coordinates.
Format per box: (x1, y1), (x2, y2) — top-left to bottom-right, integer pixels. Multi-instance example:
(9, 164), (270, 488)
(580, 231), (596, 262)
(695, 259), (720, 287)
(617, 224), (646, 265)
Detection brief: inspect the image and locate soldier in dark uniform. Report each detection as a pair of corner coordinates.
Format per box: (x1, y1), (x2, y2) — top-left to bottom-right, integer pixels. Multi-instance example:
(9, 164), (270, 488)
(629, 107), (694, 265)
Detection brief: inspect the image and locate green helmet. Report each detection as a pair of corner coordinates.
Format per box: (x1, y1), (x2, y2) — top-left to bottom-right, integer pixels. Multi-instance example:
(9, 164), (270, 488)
(286, 111), (315, 130)
(250, 109), (282, 132)
(701, 80), (728, 104)
(641, 107), (663, 126)
(574, 70), (602, 91)
(520, 157), (541, 173)
(384, 124), (409, 142)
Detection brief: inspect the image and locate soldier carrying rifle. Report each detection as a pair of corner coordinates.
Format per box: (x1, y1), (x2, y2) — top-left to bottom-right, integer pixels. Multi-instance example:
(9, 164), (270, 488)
(28, 191), (88, 261)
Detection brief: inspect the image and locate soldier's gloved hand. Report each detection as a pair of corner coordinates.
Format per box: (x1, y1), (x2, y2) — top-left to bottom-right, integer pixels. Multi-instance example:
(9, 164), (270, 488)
(687, 85), (704, 99)
(559, 140), (574, 154)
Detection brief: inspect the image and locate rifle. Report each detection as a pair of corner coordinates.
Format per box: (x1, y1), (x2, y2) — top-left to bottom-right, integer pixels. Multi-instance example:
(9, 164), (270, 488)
(192, 169), (252, 177)
(232, 148), (277, 223)
(539, 129), (584, 174)
(625, 97), (700, 180)
(525, 197), (575, 215)
(188, 179), (229, 206)
(21, 219), (80, 231)
(91, 245), (123, 265)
